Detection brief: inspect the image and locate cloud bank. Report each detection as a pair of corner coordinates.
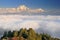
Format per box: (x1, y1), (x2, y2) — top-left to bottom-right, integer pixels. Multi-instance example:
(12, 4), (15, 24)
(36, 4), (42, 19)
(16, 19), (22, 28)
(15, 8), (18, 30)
(0, 15), (60, 38)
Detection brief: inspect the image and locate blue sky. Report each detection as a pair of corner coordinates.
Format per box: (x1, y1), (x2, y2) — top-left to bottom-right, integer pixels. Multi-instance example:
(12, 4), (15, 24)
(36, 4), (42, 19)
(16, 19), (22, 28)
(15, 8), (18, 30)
(0, 0), (60, 9)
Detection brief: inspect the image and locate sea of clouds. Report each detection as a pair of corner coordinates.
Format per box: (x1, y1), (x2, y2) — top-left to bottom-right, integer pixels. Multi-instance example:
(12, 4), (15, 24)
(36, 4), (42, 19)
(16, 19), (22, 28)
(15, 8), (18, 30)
(0, 15), (60, 38)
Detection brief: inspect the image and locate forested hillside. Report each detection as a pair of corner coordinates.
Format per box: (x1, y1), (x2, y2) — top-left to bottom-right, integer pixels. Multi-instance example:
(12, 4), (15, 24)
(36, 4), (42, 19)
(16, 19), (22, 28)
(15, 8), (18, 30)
(1, 28), (60, 40)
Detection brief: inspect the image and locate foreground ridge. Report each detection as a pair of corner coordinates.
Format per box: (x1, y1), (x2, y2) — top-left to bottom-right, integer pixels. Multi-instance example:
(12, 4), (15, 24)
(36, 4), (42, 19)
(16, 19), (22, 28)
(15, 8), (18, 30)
(1, 28), (60, 40)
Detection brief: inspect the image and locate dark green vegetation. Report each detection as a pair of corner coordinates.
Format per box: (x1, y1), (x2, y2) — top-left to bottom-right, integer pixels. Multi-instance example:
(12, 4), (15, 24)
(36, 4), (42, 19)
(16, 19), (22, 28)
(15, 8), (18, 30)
(1, 28), (60, 40)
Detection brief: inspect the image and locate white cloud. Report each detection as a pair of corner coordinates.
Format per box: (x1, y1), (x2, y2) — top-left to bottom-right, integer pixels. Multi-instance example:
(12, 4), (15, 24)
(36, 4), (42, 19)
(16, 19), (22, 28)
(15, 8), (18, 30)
(0, 15), (60, 30)
(0, 15), (60, 38)
(0, 15), (23, 23)
(0, 5), (45, 13)
(46, 21), (60, 32)
(18, 21), (40, 29)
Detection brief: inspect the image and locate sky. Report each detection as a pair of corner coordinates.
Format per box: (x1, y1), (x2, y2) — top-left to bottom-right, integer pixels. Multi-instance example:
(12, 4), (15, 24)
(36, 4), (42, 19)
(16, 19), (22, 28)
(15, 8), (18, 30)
(0, 0), (60, 38)
(0, 0), (60, 15)
(0, 0), (60, 8)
